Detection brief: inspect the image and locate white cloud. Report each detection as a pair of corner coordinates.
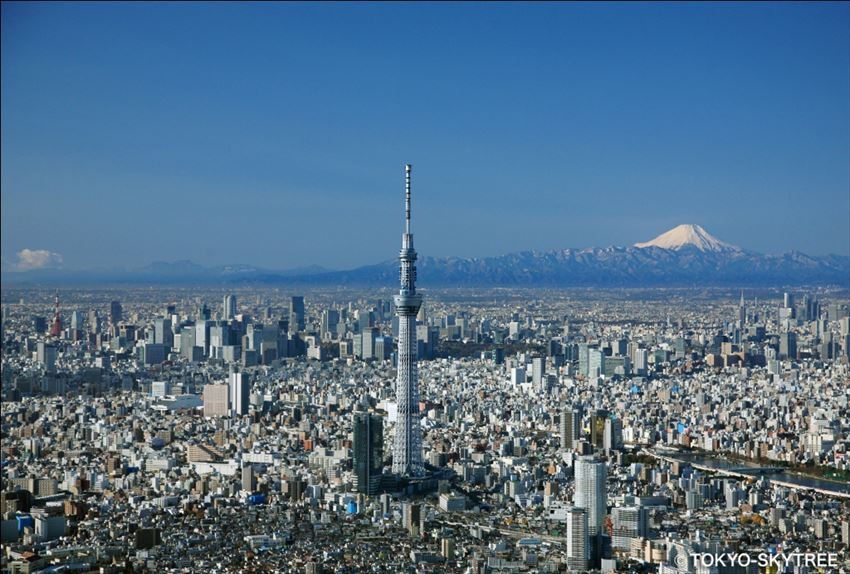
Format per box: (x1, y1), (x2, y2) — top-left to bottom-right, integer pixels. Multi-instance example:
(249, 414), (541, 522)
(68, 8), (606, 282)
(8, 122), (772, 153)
(14, 249), (64, 271)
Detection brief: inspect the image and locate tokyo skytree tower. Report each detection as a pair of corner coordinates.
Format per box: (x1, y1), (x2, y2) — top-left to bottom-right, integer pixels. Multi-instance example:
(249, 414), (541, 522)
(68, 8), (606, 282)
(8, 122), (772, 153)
(391, 164), (424, 477)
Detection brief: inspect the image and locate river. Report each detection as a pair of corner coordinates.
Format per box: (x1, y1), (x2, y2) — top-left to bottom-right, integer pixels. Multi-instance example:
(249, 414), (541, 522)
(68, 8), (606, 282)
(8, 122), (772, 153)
(648, 449), (850, 497)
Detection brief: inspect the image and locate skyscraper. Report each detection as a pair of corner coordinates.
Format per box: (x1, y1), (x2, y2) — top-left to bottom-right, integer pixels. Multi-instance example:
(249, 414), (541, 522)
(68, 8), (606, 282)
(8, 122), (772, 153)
(229, 372), (250, 417)
(587, 348), (604, 379)
(532, 356), (546, 390)
(241, 463), (254, 492)
(153, 318), (173, 348)
(603, 417), (623, 451)
(565, 506), (590, 571)
(109, 300), (123, 326)
(574, 456), (607, 537)
(70, 310), (84, 333)
(87, 309), (99, 334)
(36, 342), (57, 373)
(779, 332), (797, 360)
(560, 407), (580, 449)
(738, 290), (747, 327)
(589, 410), (610, 449)
(290, 296), (305, 332)
(354, 412), (384, 495)
(223, 294), (237, 320)
(392, 164), (424, 477)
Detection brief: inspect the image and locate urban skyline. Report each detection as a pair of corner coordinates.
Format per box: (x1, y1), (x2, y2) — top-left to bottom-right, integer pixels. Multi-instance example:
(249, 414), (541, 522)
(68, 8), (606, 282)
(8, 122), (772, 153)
(2, 2), (849, 573)
(2, 277), (848, 572)
(2, 2), (849, 273)
(1, 167), (848, 572)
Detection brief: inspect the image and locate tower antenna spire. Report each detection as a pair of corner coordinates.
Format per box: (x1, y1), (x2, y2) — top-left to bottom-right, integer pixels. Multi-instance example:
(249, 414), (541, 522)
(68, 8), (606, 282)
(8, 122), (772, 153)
(405, 164), (411, 234)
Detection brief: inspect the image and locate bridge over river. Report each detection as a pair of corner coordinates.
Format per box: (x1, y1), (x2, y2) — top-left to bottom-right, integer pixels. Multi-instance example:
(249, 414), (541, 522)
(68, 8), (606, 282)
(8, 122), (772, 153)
(644, 448), (850, 498)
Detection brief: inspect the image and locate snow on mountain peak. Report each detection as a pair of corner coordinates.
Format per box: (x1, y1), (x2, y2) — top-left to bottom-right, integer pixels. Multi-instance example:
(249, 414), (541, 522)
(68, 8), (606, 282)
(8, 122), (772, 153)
(634, 224), (740, 252)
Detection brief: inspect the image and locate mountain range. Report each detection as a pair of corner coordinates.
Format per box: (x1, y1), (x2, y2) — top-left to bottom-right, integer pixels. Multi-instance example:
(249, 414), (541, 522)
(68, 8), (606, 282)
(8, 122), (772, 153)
(3, 225), (848, 287)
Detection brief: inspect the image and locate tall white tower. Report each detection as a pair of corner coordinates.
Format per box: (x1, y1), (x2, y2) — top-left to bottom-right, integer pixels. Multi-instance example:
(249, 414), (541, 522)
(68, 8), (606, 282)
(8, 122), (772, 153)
(392, 164), (424, 476)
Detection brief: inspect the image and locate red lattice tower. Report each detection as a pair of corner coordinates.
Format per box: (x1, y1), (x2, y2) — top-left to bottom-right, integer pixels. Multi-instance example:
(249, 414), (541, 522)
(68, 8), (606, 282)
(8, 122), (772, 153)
(49, 291), (62, 337)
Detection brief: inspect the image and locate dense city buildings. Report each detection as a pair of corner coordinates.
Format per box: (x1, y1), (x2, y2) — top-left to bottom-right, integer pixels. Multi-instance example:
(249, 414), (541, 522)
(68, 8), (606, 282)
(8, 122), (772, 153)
(2, 279), (849, 572)
(3, 0), (848, 571)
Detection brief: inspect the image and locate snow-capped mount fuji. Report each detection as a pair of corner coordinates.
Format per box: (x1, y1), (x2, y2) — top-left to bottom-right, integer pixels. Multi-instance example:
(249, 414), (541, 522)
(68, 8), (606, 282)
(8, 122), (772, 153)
(634, 224), (741, 252)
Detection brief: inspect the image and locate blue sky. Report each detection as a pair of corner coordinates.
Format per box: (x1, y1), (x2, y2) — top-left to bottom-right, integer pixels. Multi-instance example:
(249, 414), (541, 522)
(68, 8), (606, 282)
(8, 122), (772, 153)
(2, 2), (848, 271)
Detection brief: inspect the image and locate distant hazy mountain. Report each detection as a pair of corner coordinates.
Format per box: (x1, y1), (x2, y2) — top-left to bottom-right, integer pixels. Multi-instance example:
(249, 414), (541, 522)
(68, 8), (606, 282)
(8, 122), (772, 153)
(2, 261), (332, 285)
(272, 225), (849, 287)
(3, 225), (847, 287)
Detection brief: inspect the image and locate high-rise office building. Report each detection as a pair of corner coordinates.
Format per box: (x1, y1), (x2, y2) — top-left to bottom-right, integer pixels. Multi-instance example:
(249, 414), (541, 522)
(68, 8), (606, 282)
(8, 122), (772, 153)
(354, 412), (384, 495)
(223, 294), (237, 320)
(578, 343), (590, 376)
(246, 323), (264, 353)
(633, 348), (648, 375)
(402, 501), (421, 536)
(374, 336), (393, 361)
(153, 318), (173, 348)
(392, 164), (424, 477)
(87, 309), (99, 334)
(36, 342), (57, 373)
(195, 321), (211, 356)
(290, 296), (305, 332)
(738, 291), (747, 326)
(229, 372), (250, 417)
(532, 356), (546, 390)
(510, 367), (526, 386)
(109, 300), (123, 326)
(241, 463), (254, 493)
(588, 348), (604, 379)
(603, 417), (623, 451)
(561, 408), (581, 449)
(70, 311), (84, 333)
(198, 302), (211, 321)
(209, 323), (231, 357)
(33, 316), (47, 334)
(179, 326), (200, 361)
(361, 327), (378, 360)
(779, 332), (797, 359)
(612, 338), (628, 357)
(321, 309), (340, 339)
(590, 410), (610, 449)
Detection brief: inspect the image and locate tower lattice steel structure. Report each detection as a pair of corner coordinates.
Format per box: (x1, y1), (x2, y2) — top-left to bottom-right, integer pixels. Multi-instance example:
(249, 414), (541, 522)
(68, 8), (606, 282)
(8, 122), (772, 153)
(392, 164), (424, 476)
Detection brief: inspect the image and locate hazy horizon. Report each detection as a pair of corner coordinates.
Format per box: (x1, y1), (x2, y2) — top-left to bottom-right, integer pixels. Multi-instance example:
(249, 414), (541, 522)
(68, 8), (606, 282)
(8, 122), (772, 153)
(4, 220), (850, 275)
(3, 2), (849, 272)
